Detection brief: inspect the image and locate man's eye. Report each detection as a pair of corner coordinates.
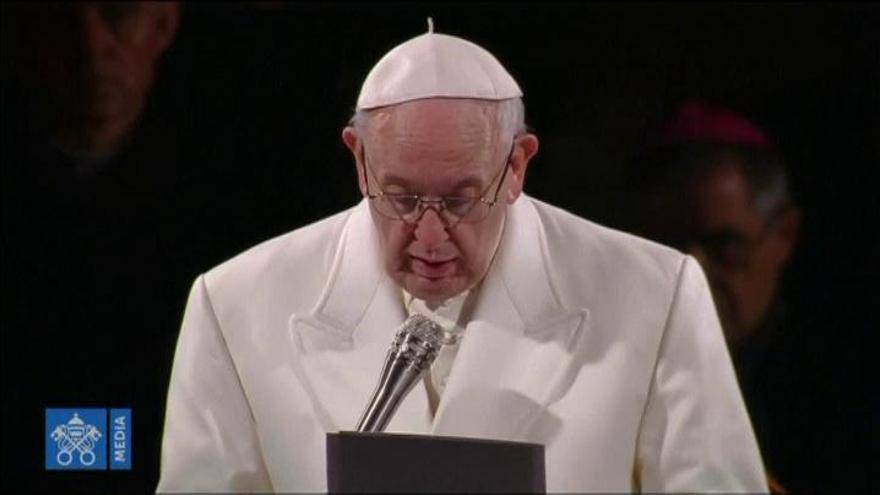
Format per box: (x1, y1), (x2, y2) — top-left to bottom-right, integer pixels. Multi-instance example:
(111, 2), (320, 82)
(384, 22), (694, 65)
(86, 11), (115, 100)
(445, 197), (475, 215)
(703, 238), (750, 267)
(389, 196), (418, 212)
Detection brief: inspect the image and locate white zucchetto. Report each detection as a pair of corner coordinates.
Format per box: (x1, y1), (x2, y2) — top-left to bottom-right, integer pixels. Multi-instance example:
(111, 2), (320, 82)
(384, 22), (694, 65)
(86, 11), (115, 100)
(356, 22), (523, 110)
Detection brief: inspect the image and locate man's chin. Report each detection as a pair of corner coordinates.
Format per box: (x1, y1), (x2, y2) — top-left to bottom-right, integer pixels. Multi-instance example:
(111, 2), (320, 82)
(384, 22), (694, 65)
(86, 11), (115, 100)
(404, 274), (467, 303)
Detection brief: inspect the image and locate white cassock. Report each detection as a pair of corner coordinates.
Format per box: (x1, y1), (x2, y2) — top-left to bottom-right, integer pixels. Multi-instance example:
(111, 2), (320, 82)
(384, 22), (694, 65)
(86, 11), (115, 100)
(157, 195), (767, 493)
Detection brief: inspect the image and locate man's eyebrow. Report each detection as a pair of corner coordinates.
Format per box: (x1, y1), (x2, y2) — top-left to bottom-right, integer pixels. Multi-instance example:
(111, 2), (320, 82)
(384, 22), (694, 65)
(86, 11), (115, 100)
(378, 174), (412, 188)
(450, 177), (484, 191)
(378, 174), (485, 192)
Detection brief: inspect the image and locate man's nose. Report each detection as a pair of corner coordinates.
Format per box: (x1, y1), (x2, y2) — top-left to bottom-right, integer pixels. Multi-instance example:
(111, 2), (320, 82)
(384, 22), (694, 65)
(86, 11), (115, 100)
(413, 208), (450, 246)
(80, 7), (122, 69)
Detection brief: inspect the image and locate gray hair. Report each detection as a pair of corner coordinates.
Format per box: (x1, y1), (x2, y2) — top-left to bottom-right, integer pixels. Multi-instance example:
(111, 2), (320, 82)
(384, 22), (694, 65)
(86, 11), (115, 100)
(750, 162), (791, 218)
(349, 97), (527, 148)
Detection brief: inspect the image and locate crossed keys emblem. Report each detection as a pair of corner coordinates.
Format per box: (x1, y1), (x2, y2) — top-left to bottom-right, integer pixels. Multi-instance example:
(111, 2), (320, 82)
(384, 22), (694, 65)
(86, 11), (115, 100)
(50, 413), (102, 466)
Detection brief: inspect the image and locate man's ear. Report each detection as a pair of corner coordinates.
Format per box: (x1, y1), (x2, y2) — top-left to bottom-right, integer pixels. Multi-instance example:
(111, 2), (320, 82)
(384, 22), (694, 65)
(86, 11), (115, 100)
(149, 2), (181, 56)
(342, 126), (368, 196)
(505, 133), (539, 203)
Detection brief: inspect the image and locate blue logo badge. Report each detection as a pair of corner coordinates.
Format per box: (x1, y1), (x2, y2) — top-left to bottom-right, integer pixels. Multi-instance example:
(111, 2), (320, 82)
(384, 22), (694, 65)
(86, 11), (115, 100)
(45, 408), (132, 471)
(46, 409), (107, 470)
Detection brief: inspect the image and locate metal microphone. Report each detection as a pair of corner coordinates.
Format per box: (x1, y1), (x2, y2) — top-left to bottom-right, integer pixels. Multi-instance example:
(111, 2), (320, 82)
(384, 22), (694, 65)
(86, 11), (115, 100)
(356, 314), (444, 433)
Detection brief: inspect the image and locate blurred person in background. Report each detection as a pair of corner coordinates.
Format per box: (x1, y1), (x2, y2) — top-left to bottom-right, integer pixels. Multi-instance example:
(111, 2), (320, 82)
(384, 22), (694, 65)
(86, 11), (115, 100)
(626, 100), (856, 493)
(4, 2), (180, 171)
(1, 3), (185, 492)
(632, 101), (801, 350)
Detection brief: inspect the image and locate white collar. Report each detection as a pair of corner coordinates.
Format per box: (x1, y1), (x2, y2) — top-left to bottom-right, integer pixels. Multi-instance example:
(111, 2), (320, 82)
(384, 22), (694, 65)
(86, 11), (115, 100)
(402, 287), (479, 345)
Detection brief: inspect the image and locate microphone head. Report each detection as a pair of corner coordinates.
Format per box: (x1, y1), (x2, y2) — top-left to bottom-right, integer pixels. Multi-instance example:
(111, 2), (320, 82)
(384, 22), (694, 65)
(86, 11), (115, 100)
(392, 314), (445, 370)
(355, 314), (446, 432)
(399, 314), (445, 346)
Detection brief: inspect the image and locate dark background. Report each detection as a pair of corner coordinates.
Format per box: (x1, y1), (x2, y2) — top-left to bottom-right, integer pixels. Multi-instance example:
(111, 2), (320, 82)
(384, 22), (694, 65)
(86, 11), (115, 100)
(1, 2), (877, 492)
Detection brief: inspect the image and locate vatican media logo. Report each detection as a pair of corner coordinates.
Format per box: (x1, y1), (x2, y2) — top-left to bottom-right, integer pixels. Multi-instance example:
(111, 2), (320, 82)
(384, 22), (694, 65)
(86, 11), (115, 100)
(45, 408), (131, 470)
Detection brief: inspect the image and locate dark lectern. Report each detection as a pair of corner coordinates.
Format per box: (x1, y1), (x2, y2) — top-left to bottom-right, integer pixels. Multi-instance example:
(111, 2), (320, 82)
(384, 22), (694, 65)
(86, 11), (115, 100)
(326, 432), (545, 493)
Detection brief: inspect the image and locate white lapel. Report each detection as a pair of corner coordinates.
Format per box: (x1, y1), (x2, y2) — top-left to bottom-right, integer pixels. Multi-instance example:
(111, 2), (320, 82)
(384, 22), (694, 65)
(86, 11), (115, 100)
(432, 197), (591, 441)
(287, 201), (433, 435)
(287, 197), (591, 441)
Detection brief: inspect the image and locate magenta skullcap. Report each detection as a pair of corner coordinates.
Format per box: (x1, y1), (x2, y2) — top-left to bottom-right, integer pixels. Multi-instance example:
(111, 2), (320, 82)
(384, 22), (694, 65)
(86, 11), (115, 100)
(651, 100), (773, 149)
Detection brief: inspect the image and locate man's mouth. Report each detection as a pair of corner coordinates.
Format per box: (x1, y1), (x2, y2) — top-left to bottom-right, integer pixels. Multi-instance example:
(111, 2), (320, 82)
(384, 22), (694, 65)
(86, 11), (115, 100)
(410, 256), (457, 279)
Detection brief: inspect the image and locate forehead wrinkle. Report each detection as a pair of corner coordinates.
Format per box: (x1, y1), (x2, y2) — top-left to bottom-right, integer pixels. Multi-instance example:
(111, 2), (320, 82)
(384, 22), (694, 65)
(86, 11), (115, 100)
(392, 128), (493, 164)
(368, 100), (501, 160)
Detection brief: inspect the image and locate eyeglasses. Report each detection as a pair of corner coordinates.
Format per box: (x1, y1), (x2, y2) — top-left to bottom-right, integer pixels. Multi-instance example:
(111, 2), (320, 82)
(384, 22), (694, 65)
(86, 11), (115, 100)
(360, 144), (514, 228)
(665, 206), (788, 270)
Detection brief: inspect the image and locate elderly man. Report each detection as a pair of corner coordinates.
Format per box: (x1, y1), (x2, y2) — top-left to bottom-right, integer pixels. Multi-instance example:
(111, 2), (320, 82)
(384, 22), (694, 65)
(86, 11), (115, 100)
(158, 29), (766, 492)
